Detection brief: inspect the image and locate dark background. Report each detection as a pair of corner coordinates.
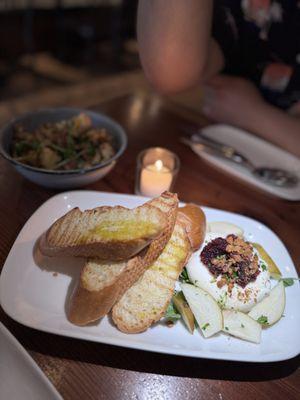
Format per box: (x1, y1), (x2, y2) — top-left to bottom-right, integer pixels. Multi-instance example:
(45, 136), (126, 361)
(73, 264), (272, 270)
(0, 1), (139, 100)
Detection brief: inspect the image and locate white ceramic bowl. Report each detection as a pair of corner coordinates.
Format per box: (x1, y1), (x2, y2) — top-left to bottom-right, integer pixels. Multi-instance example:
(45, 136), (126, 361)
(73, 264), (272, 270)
(0, 108), (127, 189)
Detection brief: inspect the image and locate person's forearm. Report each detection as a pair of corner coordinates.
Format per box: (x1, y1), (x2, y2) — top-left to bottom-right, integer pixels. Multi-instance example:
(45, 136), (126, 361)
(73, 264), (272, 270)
(137, 0), (213, 93)
(247, 104), (300, 158)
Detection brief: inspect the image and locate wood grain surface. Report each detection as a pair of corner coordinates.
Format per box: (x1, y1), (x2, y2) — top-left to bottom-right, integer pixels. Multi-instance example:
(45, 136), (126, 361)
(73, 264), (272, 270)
(0, 89), (299, 400)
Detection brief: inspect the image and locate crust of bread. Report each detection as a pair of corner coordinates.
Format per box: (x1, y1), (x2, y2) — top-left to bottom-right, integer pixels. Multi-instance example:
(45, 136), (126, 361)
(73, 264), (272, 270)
(178, 203), (206, 251)
(67, 192), (178, 325)
(39, 204), (167, 260)
(111, 219), (191, 333)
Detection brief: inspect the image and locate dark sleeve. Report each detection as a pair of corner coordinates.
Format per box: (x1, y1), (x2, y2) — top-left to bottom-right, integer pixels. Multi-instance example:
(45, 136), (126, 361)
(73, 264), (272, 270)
(212, 0), (242, 74)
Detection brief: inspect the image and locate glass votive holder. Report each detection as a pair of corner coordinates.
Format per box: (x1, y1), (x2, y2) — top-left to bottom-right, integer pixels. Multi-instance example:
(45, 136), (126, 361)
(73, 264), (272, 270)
(135, 147), (180, 197)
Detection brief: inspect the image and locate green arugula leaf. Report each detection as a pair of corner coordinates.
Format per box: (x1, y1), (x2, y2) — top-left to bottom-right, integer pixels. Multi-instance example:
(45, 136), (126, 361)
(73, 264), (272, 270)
(179, 267), (192, 284)
(164, 301), (181, 322)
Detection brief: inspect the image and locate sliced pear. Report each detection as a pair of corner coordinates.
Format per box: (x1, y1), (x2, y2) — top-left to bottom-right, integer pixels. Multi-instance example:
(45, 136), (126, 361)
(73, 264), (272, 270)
(207, 221), (244, 238)
(223, 310), (261, 343)
(180, 283), (222, 338)
(248, 281), (285, 326)
(173, 291), (195, 334)
(252, 243), (282, 279)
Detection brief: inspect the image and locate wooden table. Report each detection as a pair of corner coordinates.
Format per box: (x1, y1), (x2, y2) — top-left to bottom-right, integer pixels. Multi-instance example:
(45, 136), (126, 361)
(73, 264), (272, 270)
(0, 84), (299, 400)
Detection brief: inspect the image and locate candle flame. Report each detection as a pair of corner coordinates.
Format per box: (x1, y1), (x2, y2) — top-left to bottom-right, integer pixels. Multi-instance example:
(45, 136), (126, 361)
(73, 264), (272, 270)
(154, 159), (163, 171)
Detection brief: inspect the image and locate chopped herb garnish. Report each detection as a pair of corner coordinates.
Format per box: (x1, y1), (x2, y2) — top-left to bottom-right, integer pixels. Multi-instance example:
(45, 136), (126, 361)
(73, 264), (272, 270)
(232, 271), (238, 278)
(29, 140), (41, 151)
(261, 264), (267, 271)
(241, 323), (245, 328)
(14, 141), (29, 156)
(164, 302), (181, 322)
(87, 142), (96, 157)
(257, 315), (269, 325)
(67, 132), (75, 148)
(280, 277), (299, 287)
(224, 326), (229, 331)
(14, 140), (41, 156)
(217, 292), (228, 309)
(49, 143), (67, 153)
(201, 323), (210, 331)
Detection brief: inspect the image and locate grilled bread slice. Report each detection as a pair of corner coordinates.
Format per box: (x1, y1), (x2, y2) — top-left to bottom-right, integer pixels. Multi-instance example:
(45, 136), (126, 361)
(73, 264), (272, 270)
(39, 203), (167, 260)
(68, 192), (178, 325)
(178, 204), (206, 251)
(111, 218), (192, 333)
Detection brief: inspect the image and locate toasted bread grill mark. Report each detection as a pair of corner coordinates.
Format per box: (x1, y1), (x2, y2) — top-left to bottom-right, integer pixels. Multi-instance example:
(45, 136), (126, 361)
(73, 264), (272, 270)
(112, 220), (191, 333)
(40, 204), (167, 260)
(48, 207), (77, 246)
(67, 192), (179, 325)
(48, 207), (111, 247)
(48, 206), (163, 245)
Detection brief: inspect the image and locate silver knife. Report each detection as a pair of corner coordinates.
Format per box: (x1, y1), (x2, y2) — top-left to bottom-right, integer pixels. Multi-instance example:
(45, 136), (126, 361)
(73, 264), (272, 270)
(180, 136), (251, 166)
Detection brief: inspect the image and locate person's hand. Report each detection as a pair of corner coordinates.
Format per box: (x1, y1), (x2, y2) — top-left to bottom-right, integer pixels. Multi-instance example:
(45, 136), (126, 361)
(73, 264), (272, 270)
(202, 74), (266, 129)
(201, 74), (300, 157)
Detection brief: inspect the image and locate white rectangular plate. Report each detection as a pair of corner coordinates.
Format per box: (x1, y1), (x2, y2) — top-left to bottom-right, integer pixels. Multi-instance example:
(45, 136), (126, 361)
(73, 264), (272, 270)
(1, 191), (299, 362)
(0, 322), (62, 400)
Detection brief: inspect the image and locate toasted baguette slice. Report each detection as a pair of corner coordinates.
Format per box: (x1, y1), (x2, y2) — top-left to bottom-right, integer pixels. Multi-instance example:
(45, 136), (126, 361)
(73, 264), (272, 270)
(112, 218), (191, 333)
(68, 192), (178, 325)
(178, 203), (206, 251)
(39, 203), (167, 260)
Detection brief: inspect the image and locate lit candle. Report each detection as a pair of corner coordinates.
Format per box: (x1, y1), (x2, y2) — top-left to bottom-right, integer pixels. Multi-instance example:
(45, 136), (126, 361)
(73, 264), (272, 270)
(135, 147), (180, 197)
(140, 159), (173, 197)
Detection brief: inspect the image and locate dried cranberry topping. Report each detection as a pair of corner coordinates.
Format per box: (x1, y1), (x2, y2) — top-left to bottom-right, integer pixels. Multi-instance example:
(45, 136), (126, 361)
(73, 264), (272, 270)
(201, 237), (227, 264)
(200, 235), (260, 288)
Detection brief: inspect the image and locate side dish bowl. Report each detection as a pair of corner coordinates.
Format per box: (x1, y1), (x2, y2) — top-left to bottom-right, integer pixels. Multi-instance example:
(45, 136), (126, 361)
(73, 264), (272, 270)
(0, 107), (127, 189)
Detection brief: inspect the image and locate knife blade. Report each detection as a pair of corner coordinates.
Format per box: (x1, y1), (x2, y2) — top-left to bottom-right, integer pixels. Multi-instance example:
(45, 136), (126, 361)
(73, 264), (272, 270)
(180, 136), (250, 166)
